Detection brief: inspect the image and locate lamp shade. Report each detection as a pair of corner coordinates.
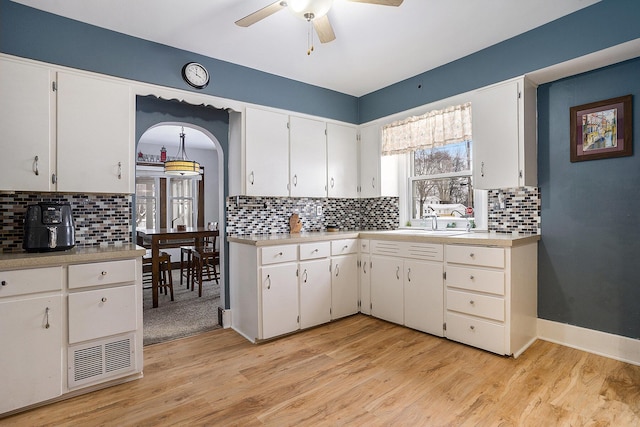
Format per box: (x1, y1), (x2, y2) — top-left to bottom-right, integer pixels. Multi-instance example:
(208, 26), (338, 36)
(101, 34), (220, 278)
(164, 159), (200, 176)
(288, 0), (333, 20)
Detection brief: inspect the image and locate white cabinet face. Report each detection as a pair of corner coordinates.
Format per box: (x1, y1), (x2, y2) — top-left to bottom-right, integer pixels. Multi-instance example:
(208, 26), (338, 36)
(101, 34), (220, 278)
(370, 256), (404, 325)
(331, 254), (359, 320)
(0, 295), (63, 414)
(289, 116), (327, 197)
(327, 123), (358, 198)
(359, 254), (371, 315)
(472, 80), (520, 190)
(358, 124), (380, 198)
(403, 259), (444, 336)
(245, 108), (290, 197)
(260, 263), (299, 339)
(299, 258), (331, 329)
(56, 72), (133, 193)
(0, 59), (53, 192)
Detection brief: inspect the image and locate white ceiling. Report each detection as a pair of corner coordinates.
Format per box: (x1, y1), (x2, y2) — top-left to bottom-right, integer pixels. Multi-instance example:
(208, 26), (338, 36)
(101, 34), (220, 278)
(139, 125), (216, 150)
(13, 0), (600, 97)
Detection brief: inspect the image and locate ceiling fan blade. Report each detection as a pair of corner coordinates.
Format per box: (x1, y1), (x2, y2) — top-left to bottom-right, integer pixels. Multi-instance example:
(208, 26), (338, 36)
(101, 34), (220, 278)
(235, 1), (287, 27)
(347, 0), (404, 6)
(313, 15), (336, 44)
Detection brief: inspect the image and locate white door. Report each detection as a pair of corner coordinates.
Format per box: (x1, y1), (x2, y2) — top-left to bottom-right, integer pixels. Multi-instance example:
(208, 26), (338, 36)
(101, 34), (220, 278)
(472, 80), (520, 190)
(404, 259), (444, 336)
(57, 72), (133, 193)
(260, 263), (299, 339)
(0, 59), (53, 192)
(245, 108), (290, 196)
(289, 116), (327, 197)
(331, 254), (359, 319)
(0, 295), (63, 414)
(358, 124), (380, 198)
(327, 123), (358, 198)
(299, 258), (331, 329)
(359, 254), (371, 315)
(370, 255), (404, 325)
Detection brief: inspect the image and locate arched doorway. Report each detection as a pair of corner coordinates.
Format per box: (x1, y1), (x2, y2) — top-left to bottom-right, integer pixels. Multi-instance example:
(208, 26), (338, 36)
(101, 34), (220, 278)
(135, 122), (225, 345)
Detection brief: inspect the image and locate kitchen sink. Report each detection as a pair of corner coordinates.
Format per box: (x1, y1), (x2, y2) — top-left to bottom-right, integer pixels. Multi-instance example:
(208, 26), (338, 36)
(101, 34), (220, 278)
(382, 229), (469, 236)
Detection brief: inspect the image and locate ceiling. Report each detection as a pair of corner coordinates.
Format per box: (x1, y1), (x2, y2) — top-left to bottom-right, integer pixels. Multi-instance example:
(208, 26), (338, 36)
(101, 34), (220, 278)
(13, 0), (600, 97)
(139, 125), (216, 150)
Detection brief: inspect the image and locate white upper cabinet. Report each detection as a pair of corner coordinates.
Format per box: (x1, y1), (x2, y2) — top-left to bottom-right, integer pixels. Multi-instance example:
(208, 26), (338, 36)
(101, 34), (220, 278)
(56, 72), (134, 193)
(0, 57), (135, 194)
(0, 58), (54, 191)
(327, 123), (358, 198)
(358, 124), (380, 198)
(244, 107), (290, 197)
(472, 77), (537, 190)
(289, 116), (327, 197)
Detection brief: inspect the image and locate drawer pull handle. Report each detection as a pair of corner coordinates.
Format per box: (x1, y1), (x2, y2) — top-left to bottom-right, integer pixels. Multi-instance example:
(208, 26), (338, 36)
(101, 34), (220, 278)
(470, 325), (475, 331)
(45, 307), (50, 329)
(266, 274), (271, 290)
(303, 269), (308, 283)
(469, 253), (475, 258)
(469, 300), (475, 305)
(396, 266), (400, 280)
(335, 264), (340, 277)
(407, 267), (411, 282)
(470, 275), (475, 280)
(101, 297), (107, 303)
(101, 271), (108, 276)
(343, 245), (348, 251)
(278, 252), (283, 256)
(1, 280), (6, 286)
(313, 249), (318, 253)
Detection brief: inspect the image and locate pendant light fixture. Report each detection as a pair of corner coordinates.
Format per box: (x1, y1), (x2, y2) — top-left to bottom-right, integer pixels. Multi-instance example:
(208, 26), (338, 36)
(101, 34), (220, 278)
(164, 127), (200, 176)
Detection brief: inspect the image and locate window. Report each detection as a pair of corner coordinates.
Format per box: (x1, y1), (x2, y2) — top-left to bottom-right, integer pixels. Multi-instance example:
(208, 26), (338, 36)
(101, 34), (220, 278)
(135, 178), (158, 229)
(169, 178), (196, 228)
(410, 140), (473, 222)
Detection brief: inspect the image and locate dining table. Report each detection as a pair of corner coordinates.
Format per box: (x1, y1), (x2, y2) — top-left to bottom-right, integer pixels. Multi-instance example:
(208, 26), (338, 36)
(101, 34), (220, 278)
(136, 227), (219, 308)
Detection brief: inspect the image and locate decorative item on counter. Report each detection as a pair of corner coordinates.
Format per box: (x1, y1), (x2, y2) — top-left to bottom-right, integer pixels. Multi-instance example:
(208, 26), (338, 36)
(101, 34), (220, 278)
(160, 146), (167, 162)
(176, 224), (187, 231)
(289, 213), (302, 233)
(138, 151), (144, 161)
(326, 225), (339, 232)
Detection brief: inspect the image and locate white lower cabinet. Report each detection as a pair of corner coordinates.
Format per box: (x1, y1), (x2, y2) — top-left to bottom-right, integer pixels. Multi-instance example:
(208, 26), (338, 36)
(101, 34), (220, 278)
(260, 263), (299, 339)
(404, 259), (444, 336)
(370, 255), (405, 325)
(359, 239), (371, 315)
(444, 243), (538, 357)
(331, 253), (358, 320)
(299, 258), (331, 329)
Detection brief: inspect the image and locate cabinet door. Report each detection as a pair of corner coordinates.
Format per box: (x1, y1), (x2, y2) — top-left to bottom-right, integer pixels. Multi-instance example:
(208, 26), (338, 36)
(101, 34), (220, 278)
(327, 123), (358, 198)
(359, 254), (371, 315)
(0, 59), (54, 191)
(358, 124), (380, 198)
(331, 254), (359, 319)
(260, 263), (299, 339)
(0, 295), (63, 414)
(245, 108), (290, 196)
(299, 258), (331, 329)
(290, 116), (327, 197)
(404, 259), (444, 336)
(472, 80), (520, 190)
(57, 72), (133, 193)
(370, 256), (404, 325)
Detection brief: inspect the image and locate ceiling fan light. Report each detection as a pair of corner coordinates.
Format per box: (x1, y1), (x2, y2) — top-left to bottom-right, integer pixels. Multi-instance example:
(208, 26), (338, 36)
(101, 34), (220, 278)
(288, 0), (333, 20)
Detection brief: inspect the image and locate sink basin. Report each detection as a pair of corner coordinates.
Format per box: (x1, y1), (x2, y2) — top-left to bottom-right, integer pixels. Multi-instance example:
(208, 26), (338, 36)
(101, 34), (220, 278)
(383, 229), (468, 236)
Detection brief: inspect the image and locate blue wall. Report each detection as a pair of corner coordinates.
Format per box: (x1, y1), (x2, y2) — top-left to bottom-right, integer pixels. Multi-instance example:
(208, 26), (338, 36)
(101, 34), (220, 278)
(538, 57), (640, 339)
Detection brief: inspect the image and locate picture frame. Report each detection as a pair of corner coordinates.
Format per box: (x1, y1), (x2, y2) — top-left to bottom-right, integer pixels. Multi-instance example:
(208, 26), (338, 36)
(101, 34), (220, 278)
(570, 94), (633, 162)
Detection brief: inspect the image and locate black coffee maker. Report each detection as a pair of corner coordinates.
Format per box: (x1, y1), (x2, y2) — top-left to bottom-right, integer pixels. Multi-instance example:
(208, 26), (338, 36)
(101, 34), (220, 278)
(23, 203), (76, 252)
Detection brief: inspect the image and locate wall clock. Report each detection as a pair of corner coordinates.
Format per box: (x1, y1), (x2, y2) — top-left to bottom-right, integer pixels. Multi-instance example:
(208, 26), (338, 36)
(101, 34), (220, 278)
(181, 62), (209, 89)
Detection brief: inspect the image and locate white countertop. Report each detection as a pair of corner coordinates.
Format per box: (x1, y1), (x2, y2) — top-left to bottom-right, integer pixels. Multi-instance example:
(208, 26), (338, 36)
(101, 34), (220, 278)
(227, 230), (540, 247)
(0, 244), (146, 270)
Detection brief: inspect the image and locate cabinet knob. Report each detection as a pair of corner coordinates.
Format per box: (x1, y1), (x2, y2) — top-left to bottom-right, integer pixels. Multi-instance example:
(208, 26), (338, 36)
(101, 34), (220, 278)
(469, 253), (475, 258)
(1, 280), (6, 286)
(469, 300), (475, 305)
(470, 275), (475, 280)
(101, 297), (107, 303)
(101, 271), (108, 276)
(470, 325), (475, 331)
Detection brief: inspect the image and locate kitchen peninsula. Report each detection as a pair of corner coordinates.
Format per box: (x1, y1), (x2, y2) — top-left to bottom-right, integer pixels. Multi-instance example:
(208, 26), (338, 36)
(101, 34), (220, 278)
(229, 230), (539, 357)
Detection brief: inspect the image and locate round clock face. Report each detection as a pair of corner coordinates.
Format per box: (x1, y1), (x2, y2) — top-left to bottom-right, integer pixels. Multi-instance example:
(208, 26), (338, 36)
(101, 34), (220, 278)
(182, 62), (209, 89)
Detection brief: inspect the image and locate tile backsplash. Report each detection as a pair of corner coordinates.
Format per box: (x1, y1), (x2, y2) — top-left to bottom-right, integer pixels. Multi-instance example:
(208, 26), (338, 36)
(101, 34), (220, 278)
(488, 187), (540, 234)
(226, 196), (399, 235)
(0, 192), (132, 253)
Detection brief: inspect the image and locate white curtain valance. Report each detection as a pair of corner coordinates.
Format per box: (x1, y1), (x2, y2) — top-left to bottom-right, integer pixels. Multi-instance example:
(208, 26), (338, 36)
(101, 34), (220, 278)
(381, 102), (472, 156)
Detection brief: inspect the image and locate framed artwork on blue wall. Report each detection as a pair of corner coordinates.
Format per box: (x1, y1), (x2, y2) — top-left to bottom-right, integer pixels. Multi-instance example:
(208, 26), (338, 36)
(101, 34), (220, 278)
(570, 94), (633, 162)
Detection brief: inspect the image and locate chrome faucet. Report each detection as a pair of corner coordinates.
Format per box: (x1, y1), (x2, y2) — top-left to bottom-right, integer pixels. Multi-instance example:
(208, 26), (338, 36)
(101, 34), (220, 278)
(425, 206), (439, 230)
(451, 209), (471, 232)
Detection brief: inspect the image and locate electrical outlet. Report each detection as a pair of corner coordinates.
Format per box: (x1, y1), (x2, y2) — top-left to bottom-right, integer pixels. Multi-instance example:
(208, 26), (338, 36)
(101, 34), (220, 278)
(316, 206), (323, 216)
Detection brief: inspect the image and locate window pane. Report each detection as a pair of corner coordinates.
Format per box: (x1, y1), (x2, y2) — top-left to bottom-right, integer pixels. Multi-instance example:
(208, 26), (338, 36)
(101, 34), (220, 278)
(413, 140), (471, 176)
(170, 178), (193, 198)
(135, 178), (156, 229)
(412, 176), (472, 219)
(171, 199), (193, 227)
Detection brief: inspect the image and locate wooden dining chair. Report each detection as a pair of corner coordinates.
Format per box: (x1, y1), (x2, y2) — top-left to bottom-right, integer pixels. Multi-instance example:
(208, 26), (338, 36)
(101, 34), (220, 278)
(190, 232), (220, 297)
(142, 250), (174, 302)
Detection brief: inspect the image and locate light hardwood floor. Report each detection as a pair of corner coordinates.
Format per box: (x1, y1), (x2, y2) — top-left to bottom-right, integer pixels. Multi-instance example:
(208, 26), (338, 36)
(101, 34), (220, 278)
(4, 315), (639, 426)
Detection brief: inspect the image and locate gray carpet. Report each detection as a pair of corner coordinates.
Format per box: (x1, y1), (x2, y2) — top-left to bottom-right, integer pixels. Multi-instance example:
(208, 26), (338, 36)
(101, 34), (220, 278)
(142, 269), (221, 346)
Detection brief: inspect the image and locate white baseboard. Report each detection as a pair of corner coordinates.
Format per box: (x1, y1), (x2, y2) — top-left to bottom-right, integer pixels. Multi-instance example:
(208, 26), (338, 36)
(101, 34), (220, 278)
(537, 319), (640, 366)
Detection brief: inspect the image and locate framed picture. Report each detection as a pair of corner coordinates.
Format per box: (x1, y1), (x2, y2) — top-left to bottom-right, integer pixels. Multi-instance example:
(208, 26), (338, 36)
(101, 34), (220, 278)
(570, 94), (633, 162)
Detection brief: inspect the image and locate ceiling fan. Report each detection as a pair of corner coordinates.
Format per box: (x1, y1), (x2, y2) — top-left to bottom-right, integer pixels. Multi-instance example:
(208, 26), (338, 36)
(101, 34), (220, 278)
(236, 0), (404, 46)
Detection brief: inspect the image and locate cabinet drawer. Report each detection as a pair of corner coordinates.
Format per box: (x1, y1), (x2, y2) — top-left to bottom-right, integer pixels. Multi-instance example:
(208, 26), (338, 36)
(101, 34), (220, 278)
(0, 266), (63, 298)
(446, 312), (506, 355)
(359, 239), (370, 253)
(331, 239), (358, 256)
(68, 285), (137, 344)
(404, 243), (443, 262)
(446, 289), (504, 322)
(299, 241), (330, 260)
(260, 245), (297, 265)
(446, 266), (504, 295)
(371, 240), (402, 256)
(68, 259), (136, 289)
(446, 245), (504, 268)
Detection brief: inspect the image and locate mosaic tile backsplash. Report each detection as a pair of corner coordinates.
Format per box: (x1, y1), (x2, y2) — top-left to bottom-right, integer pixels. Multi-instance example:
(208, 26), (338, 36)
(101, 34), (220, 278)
(226, 196), (399, 235)
(488, 187), (540, 234)
(0, 192), (132, 253)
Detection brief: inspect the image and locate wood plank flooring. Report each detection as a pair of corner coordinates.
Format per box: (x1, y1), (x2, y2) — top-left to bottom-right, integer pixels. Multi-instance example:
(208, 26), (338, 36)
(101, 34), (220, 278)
(3, 315), (639, 426)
